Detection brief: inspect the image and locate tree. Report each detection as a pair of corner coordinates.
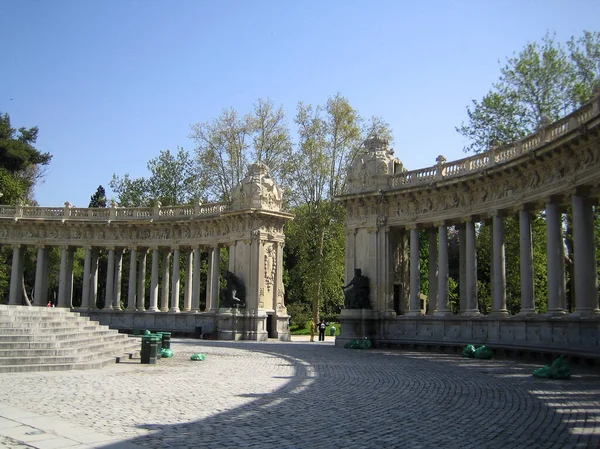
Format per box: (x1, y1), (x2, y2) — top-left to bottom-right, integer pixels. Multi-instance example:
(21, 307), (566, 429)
(285, 93), (385, 339)
(89, 185), (107, 208)
(190, 98), (292, 202)
(110, 148), (199, 206)
(457, 31), (600, 154)
(0, 112), (52, 204)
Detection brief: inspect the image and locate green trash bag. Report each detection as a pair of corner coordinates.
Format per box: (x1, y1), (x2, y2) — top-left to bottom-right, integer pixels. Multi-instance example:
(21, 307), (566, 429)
(161, 348), (174, 358)
(190, 353), (206, 361)
(474, 345), (494, 359)
(550, 356), (571, 380)
(532, 356), (571, 380)
(532, 365), (552, 378)
(360, 338), (372, 350)
(462, 344), (476, 358)
(144, 329), (151, 336)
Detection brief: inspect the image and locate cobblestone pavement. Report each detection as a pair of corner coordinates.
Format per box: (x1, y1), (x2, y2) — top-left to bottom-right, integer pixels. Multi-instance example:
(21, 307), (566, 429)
(0, 338), (599, 449)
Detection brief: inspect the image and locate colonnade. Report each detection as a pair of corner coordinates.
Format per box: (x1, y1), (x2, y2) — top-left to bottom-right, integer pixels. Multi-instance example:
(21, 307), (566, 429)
(7, 244), (224, 313)
(399, 194), (598, 318)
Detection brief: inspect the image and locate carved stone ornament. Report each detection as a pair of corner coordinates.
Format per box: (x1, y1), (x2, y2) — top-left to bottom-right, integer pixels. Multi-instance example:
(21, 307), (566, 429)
(230, 162), (284, 211)
(264, 244), (276, 292)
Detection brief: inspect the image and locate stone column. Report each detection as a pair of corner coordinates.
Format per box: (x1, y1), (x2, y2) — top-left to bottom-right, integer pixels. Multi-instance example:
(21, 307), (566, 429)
(546, 201), (566, 315)
(8, 245), (24, 305)
(137, 250), (147, 311)
(458, 223), (467, 313)
(170, 248), (181, 312)
(90, 249), (99, 309)
(206, 246), (220, 311)
(518, 209), (536, 315)
(104, 248), (115, 310)
(407, 227), (421, 316)
(191, 248), (202, 312)
(112, 249), (123, 310)
(463, 219), (480, 316)
(491, 213), (508, 316)
(80, 248), (93, 309)
(57, 246), (70, 308)
(34, 247), (48, 306)
(427, 228), (438, 315)
(183, 250), (193, 312)
(148, 248), (160, 312)
(435, 224), (452, 316)
(572, 195), (599, 316)
(66, 249), (75, 308)
(127, 248), (137, 311)
(160, 250), (171, 312)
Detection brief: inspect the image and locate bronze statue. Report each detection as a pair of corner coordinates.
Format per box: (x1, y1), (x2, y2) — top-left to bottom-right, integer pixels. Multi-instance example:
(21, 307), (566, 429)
(221, 271), (246, 308)
(342, 268), (370, 309)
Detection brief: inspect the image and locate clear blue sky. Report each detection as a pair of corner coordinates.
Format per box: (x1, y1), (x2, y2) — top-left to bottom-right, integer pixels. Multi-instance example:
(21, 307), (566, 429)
(2, 0), (599, 207)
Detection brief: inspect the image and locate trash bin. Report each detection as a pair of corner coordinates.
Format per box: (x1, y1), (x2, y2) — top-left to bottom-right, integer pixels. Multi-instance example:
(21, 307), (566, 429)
(329, 326), (337, 336)
(154, 333), (163, 360)
(141, 335), (160, 364)
(160, 332), (172, 349)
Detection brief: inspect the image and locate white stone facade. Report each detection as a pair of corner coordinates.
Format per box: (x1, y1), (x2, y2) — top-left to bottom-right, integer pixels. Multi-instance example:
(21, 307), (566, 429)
(0, 164), (293, 341)
(337, 93), (600, 359)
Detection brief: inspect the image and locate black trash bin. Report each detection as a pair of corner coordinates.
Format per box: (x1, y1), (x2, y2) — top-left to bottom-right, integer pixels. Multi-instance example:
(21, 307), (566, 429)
(141, 335), (160, 364)
(160, 332), (172, 349)
(154, 333), (163, 360)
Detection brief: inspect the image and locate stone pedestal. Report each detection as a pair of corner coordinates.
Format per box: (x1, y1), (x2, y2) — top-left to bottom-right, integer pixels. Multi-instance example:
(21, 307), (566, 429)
(335, 308), (377, 347)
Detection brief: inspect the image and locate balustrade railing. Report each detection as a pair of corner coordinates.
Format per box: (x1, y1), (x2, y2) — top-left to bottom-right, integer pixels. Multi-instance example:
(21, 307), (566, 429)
(0, 202), (230, 221)
(387, 94), (599, 189)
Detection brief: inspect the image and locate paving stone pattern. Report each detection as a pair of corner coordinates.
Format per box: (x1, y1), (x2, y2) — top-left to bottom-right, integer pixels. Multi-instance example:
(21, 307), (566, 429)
(0, 339), (599, 449)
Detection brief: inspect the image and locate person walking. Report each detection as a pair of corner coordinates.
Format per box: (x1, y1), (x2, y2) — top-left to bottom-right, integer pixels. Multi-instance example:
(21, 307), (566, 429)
(318, 319), (327, 341)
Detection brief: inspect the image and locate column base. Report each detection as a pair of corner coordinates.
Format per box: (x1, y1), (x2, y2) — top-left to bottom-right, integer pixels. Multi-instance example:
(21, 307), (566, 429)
(147, 307), (159, 312)
(434, 310), (454, 317)
(406, 311), (423, 317)
(570, 309), (600, 318)
(490, 310), (509, 317)
(169, 308), (180, 313)
(462, 309), (481, 317)
(126, 306), (136, 311)
(517, 309), (536, 317)
(544, 309), (567, 317)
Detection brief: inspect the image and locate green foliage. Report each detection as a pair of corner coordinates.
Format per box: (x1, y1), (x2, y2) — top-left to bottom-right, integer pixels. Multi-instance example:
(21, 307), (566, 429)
(89, 185), (107, 208)
(457, 31), (600, 153)
(0, 112), (51, 205)
(110, 148), (199, 206)
(190, 98), (292, 202)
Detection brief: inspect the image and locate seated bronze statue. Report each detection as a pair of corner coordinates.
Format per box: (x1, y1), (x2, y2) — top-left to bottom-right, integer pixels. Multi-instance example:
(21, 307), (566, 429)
(221, 271), (246, 308)
(342, 268), (371, 309)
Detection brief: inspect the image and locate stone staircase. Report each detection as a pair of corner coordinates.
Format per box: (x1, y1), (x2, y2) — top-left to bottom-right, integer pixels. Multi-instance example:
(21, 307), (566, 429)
(0, 305), (140, 373)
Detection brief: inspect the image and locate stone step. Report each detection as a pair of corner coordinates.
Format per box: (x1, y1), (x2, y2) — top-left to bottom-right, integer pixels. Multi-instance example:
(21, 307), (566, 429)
(0, 335), (137, 350)
(0, 340), (139, 358)
(0, 357), (121, 373)
(0, 324), (110, 335)
(0, 344), (139, 366)
(0, 320), (96, 328)
(0, 330), (127, 347)
(0, 305), (141, 372)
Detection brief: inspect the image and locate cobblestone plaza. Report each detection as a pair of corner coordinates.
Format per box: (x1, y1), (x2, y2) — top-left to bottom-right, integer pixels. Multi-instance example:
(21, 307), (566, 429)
(1, 338), (599, 449)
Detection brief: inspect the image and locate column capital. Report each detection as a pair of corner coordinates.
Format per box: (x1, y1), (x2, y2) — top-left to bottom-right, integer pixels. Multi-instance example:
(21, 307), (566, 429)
(405, 224), (418, 231)
(433, 221), (447, 228)
(488, 210), (505, 218)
